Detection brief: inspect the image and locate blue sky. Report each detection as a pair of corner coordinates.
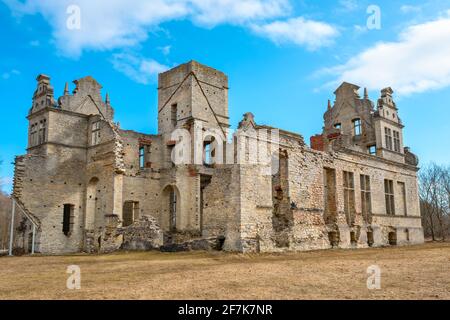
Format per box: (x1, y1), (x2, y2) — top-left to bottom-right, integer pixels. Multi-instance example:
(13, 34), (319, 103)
(1, 0), (450, 193)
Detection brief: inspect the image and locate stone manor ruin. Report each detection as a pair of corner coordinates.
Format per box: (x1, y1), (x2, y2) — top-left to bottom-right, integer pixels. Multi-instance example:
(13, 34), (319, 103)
(11, 61), (423, 254)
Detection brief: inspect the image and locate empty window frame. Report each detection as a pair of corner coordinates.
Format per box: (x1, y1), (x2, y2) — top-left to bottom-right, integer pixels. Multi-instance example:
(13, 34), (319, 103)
(123, 201), (139, 227)
(343, 171), (356, 224)
(91, 121), (101, 145)
(30, 123), (38, 146)
(38, 119), (46, 144)
(204, 142), (215, 165)
(334, 123), (342, 130)
(360, 175), (372, 220)
(384, 179), (395, 215)
(352, 119), (362, 136)
(393, 130), (401, 152)
(170, 190), (177, 231)
(171, 103), (177, 127)
(397, 181), (407, 216)
(139, 146), (145, 168)
(62, 204), (75, 236)
(368, 145), (376, 155)
(385, 127), (393, 150)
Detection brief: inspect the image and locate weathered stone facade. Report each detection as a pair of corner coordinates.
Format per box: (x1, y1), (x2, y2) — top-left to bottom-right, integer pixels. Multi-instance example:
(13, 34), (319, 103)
(12, 61), (424, 254)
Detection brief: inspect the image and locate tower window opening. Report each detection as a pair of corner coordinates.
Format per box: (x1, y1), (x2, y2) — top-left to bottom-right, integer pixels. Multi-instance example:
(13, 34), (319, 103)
(92, 121), (101, 145)
(38, 119), (46, 144)
(352, 119), (362, 136)
(30, 123), (38, 146)
(171, 104), (177, 127)
(393, 130), (401, 152)
(385, 127), (393, 151)
(63, 204), (75, 236)
(384, 179), (395, 215)
(139, 146), (145, 168)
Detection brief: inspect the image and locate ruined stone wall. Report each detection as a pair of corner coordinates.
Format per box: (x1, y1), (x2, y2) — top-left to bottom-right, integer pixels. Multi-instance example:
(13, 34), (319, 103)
(47, 110), (88, 148)
(190, 62), (229, 128)
(235, 128), (423, 253)
(288, 146), (422, 250)
(16, 147), (87, 254)
(200, 165), (242, 251)
(158, 61), (229, 137)
(58, 76), (114, 120)
(118, 130), (162, 226)
(201, 166), (238, 239)
(13, 65), (424, 255)
(15, 106), (126, 254)
(237, 164), (273, 252)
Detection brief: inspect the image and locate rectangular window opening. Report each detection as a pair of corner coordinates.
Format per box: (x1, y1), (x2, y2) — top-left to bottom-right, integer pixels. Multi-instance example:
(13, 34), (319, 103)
(385, 127), (393, 151)
(30, 123), (38, 146)
(63, 204), (75, 236)
(343, 171), (356, 225)
(38, 119), (47, 144)
(139, 146), (145, 169)
(384, 179), (395, 215)
(171, 103), (177, 127)
(123, 201), (139, 227)
(352, 119), (362, 136)
(393, 130), (401, 152)
(397, 181), (407, 216)
(368, 145), (376, 155)
(360, 175), (372, 221)
(92, 121), (101, 146)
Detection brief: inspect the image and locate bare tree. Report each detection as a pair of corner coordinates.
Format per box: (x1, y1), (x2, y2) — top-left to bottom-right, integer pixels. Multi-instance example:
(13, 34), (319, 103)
(0, 160), (12, 250)
(420, 164), (450, 241)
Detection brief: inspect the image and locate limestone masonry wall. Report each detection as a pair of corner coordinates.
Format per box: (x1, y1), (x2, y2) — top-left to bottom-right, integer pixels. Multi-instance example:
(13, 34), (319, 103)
(12, 61), (424, 254)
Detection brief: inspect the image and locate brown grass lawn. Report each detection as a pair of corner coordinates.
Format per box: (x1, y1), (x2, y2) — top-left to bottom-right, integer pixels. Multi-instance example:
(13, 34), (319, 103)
(0, 242), (449, 300)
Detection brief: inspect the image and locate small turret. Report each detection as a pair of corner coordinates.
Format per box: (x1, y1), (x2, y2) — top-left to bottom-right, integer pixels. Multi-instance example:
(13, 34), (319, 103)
(64, 82), (69, 96)
(376, 87), (400, 122)
(31, 74), (55, 114)
(373, 87), (405, 162)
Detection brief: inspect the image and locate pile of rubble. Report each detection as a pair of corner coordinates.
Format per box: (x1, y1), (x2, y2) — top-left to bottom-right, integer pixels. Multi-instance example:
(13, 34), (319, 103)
(120, 215), (164, 251)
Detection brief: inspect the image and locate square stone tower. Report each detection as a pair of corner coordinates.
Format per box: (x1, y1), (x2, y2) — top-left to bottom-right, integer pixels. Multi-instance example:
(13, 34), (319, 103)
(157, 60), (230, 135)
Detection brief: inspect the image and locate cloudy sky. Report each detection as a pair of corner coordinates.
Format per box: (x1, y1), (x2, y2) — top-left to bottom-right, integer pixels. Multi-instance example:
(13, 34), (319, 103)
(1, 0), (450, 193)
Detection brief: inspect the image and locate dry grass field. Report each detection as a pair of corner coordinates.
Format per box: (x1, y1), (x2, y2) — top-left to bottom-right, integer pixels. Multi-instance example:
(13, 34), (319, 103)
(0, 242), (449, 300)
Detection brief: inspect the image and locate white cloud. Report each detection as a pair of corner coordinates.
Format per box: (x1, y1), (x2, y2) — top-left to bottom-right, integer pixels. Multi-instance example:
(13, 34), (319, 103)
(111, 53), (169, 85)
(190, 0), (291, 26)
(400, 5), (422, 14)
(3, 0), (291, 57)
(2, 69), (20, 80)
(353, 25), (368, 35)
(250, 17), (339, 50)
(319, 13), (450, 96)
(158, 45), (172, 56)
(338, 0), (359, 12)
(3, 0), (336, 82)
(3, 0), (189, 58)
